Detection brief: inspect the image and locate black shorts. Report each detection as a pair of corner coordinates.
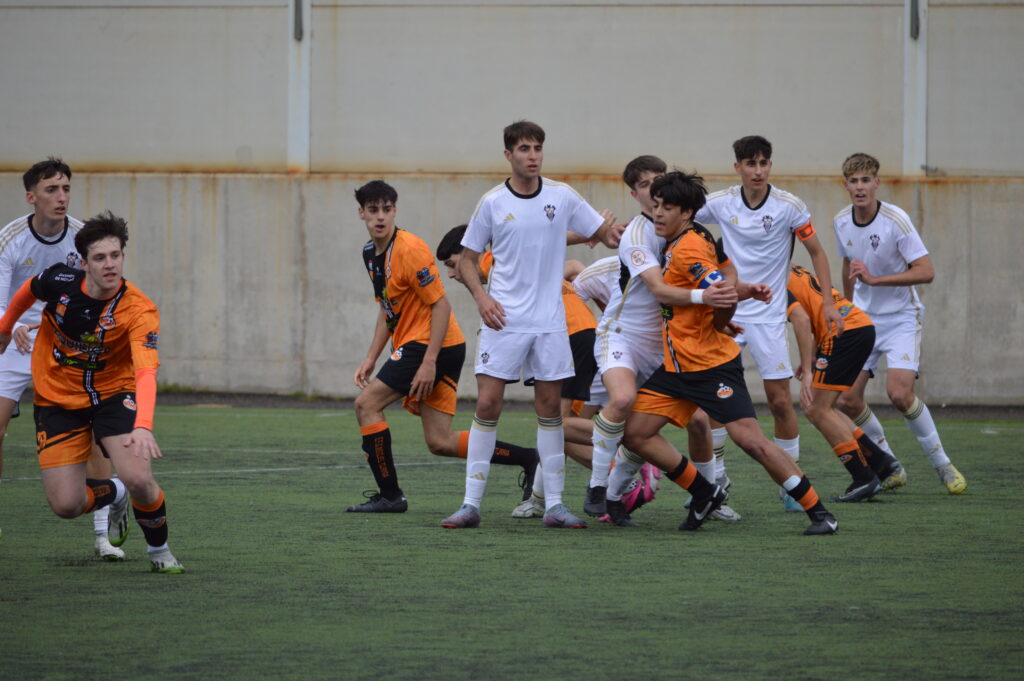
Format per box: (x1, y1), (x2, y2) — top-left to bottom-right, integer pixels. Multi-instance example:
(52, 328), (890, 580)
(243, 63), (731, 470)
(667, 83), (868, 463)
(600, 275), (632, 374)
(636, 355), (756, 426)
(34, 392), (137, 469)
(814, 325), (875, 391)
(376, 341), (465, 397)
(563, 328), (598, 401)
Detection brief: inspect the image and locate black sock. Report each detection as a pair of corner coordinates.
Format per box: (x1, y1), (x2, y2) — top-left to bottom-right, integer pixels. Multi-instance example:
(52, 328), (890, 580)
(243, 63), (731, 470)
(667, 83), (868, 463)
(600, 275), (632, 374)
(491, 442), (538, 469)
(132, 491), (169, 547)
(361, 423), (402, 499)
(84, 478), (117, 513)
(856, 431), (897, 476)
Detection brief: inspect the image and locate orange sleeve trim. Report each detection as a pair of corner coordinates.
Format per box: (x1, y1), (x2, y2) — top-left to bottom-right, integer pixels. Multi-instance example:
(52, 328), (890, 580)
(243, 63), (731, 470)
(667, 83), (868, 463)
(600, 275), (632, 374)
(832, 440), (860, 456)
(132, 489), (165, 513)
(457, 430), (470, 459)
(795, 222), (816, 242)
(359, 421), (389, 437)
(134, 367), (158, 430)
(0, 279), (39, 334)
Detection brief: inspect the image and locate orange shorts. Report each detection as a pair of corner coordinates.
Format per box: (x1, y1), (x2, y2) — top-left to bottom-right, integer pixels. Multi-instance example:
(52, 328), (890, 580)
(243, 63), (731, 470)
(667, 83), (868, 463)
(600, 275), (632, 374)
(34, 392), (136, 469)
(631, 390), (699, 430)
(402, 375), (458, 417)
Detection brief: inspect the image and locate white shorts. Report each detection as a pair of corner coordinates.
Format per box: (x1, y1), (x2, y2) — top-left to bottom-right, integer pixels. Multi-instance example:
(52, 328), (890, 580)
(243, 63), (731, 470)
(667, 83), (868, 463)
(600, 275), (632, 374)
(732, 321), (792, 380)
(864, 310), (923, 373)
(475, 328), (574, 382)
(594, 329), (664, 385)
(0, 347), (33, 406)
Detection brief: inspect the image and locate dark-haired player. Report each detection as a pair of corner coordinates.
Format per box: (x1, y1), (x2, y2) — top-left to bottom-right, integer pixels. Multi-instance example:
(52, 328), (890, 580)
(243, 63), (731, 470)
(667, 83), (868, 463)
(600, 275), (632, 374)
(0, 211), (183, 572)
(349, 181), (537, 513)
(621, 171), (838, 535)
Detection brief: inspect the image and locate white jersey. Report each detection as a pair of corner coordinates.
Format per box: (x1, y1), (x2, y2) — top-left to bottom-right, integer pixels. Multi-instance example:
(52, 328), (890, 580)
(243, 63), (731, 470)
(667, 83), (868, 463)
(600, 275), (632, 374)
(463, 178), (604, 333)
(0, 213), (83, 328)
(834, 201), (928, 316)
(596, 214), (664, 342)
(573, 256), (619, 308)
(696, 184), (812, 324)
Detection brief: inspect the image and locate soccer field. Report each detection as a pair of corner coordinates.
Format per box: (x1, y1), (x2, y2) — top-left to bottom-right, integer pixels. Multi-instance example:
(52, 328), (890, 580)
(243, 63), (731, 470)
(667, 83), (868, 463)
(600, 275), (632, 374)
(1, 404), (1022, 681)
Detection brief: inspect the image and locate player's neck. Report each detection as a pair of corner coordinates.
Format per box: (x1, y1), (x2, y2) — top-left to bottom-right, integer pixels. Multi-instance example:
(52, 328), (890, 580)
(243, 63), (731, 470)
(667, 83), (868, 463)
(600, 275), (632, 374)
(32, 214), (65, 237)
(371, 226), (396, 254)
(508, 174), (540, 196)
(741, 183), (768, 208)
(853, 200), (880, 225)
(84, 277), (122, 300)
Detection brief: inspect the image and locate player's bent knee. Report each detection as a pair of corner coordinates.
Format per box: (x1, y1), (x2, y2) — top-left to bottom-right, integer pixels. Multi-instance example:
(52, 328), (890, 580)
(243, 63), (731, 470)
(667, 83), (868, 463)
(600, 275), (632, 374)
(48, 497), (85, 519)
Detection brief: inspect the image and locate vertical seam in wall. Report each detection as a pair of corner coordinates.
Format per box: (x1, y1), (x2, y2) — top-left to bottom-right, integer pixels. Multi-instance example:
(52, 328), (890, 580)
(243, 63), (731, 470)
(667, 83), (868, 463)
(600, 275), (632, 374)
(295, 179), (309, 393)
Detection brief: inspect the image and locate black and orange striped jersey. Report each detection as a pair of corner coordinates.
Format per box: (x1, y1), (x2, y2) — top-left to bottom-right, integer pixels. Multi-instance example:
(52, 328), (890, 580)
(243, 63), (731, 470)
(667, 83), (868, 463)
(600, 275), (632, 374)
(362, 228), (463, 349)
(786, 264), (872, 345)
(659, 224), (740, 373)
(29, 264), (160, 410)
(480, 251), (595, 335)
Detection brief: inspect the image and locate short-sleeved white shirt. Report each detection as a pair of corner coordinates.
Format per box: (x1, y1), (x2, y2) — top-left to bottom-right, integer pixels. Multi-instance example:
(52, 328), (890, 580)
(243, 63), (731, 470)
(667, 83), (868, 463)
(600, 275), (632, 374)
(834, 201), (928, 316)
(573, 256), (619, 308)
(596, 214), (664, 341)
(0, 214), (83, 328)
(696, 184), (812, 324)
(462, 178), (604, 333)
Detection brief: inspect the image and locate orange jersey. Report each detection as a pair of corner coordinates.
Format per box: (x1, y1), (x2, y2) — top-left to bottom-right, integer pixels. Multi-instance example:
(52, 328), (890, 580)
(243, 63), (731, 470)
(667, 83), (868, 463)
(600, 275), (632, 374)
(362, 228), (463, 349)
(480, 252), (595, 333)
(29, 265), (160, 410)
(786, 265), (872, 345)
(660, 224), (740, 373)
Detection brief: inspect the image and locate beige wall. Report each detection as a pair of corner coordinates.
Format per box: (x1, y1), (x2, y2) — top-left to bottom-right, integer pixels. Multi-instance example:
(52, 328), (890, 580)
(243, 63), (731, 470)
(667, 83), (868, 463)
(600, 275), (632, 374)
(3, 171), (1019, 404)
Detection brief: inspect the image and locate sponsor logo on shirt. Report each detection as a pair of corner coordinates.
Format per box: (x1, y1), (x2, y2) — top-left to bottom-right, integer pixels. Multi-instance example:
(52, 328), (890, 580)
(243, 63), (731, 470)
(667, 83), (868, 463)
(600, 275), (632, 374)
(838, 305), (852, 317)
(688, 262), (708, 282)
(55, 294), (70, 323)
(544, 204), (556, 222)
(99, 314), (116, 331)
(415, 267), (435, 287)
(20, 257), (35, 267)
(123, 395), (137, 411)
(503, 213), (516, 222)
(55, 272), (76, 282)
(143, 332), (159, 350)
(716, 383), (734, 399)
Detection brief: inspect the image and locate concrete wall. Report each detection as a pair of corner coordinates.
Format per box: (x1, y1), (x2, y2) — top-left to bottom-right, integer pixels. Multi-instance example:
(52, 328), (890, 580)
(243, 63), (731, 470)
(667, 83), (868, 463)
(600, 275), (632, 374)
(2, 171), (1019, 404)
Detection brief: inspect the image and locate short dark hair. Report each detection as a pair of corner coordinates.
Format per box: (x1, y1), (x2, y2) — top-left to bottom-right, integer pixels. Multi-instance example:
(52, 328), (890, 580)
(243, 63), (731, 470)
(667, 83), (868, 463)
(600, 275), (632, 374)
(650, 170), (707, 214)
(622, 155), (667, 189)
(23, 157), (72, 191)
(503, 120), (545, 151)
(732, 135), (772, 163)
(436, 224), (468, 260)
(75, 210), (129, 258)
(354, 180), (398, 207)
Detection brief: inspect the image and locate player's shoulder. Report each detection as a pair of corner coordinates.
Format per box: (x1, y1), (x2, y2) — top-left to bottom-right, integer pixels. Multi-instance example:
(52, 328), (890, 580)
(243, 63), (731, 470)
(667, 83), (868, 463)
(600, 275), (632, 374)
(623, 214), (654, 246)
(833, 204), (854, 224)
(686, 222), (718, 247)
(394, 227), (430, 252)
(877, 201), (916, 234)
(0, 214), (33, 253)
(706, 185), (739, 203)
(469, 182), (509, 219)
(124, 280), (159, 311)
(67, 215), (85, 232)
(578, 255), (620, 281)
(541, 177), (586, 201)
(769, 185), (808, 212)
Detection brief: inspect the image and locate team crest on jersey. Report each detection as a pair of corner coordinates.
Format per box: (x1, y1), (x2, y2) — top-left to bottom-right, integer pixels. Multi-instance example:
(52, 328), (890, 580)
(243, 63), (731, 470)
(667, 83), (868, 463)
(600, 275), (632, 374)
(838, 305), (852, 317)
(123, 395), (137, 411)
(688, 262), (708, 281)
(544, 205), (556, 222)
(66, 251), (79, 267)
(870, 234), (880, 250)
(99, 314), (116, 330)
(762, 215), (774, 233)
(390, 346), (403, 361)
(716, 383), (734, 399)
(416, 267), (435, 287)
(815, 357), (829, 371)
(143, 332), (159, 349)
(631, 250), (646, 267)
(480, 352), (489, 364)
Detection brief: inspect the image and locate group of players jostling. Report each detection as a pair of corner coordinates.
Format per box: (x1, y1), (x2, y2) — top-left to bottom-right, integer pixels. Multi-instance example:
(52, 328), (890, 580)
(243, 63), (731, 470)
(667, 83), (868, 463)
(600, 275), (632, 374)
(0, 122), (967, 572)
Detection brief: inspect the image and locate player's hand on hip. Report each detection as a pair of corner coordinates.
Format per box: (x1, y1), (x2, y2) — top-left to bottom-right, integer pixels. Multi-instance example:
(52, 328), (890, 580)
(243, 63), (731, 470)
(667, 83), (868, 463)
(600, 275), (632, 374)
(476, 293), (506, 330)
(12, 324), (35, 354)
(824, 304), (845, 336)
(126, 428), (163, 460)
(705, 280), (739, 308)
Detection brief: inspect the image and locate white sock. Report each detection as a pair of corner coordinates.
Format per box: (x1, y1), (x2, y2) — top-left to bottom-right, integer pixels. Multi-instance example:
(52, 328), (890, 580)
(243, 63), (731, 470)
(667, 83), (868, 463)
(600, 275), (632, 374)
(588, 412), (624, 488)
(94, 506), (109, 537)
(902, 398), (951, 468)
(112, 477), (127, 505)
(463, 417), (497, 508)
(607, 446), (644, 501)
(854, 406), (895, 456)
(537, 416), (565, 510)
(147, 543), (169, 555)
(775, 436), (800, 463)
(531, 459), (545, 500)
(694, 459), (716, 486)
(712, 427), (728, 478)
